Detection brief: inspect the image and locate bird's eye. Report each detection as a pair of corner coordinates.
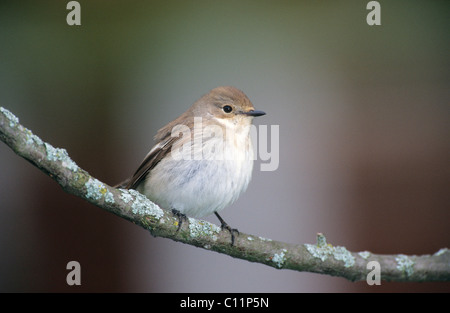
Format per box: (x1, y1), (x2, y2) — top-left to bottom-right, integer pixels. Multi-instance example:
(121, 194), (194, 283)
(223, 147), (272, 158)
(222, 105), (233, 113)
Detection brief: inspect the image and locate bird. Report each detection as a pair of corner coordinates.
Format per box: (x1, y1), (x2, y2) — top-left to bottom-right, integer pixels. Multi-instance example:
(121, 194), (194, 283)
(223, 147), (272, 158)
(116, 86), (265, 244)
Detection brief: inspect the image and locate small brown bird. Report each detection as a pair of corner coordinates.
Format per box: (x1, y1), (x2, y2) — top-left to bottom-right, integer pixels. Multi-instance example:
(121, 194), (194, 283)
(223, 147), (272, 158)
(117, 86), (265, 244)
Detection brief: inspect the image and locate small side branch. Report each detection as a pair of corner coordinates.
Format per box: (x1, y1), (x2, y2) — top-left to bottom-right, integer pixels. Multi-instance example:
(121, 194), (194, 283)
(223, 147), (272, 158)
(1, 106), (449, 282)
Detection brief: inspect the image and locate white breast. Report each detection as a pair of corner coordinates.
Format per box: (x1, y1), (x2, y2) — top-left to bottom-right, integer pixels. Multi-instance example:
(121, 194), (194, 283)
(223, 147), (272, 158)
(138, 124), (254, 218)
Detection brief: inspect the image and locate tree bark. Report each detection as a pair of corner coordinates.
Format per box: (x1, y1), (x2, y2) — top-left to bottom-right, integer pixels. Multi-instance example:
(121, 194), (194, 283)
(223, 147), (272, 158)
(1, 106), (449, 282)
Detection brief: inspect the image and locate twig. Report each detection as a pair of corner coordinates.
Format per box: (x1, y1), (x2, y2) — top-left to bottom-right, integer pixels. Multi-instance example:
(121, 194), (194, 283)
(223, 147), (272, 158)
(1, 106), (449, 282)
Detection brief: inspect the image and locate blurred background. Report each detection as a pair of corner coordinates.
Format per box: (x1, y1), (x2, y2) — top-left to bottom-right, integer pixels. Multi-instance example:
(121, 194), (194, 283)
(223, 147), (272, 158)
(0, 0), (449, 292)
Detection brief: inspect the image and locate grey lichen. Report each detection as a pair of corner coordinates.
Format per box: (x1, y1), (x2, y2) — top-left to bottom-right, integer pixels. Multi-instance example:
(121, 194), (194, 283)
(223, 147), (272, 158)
(333, 246), (356, 267)
(395, 254), (415, 277)
(85, 177), (110, 201)
(125, 189), (164, 219)
(305, 233), (355, 268)
(104, 190), (115, 204)
(44, 142), (79, 172)
(434, 248), (449, 256)
(272, 249), (287, 268)
(358, 251), (371, 259)
(258, 236), (272, 242)
(188, 217), (221, 241)
(119, 189), (134, 204)
(316, 232), (327, 247)
(0, 107), (19, 127)
(25, 128), (43, 146)
(84, 177), (114, 204)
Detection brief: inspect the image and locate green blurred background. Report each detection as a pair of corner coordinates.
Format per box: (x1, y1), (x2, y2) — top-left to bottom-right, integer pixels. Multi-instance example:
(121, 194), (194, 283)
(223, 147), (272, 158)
(0, 0), (449, 292)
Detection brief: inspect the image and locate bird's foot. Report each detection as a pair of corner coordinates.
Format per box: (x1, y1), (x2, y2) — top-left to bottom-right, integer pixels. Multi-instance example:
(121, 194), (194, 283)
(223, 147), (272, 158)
(172, 209), (187, 231)
(215, 212), (239, 246)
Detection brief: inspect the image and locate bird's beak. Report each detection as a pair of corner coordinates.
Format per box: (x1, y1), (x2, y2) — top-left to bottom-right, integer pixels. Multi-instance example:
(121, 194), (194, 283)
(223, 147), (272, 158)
(242, 110), (266, 117)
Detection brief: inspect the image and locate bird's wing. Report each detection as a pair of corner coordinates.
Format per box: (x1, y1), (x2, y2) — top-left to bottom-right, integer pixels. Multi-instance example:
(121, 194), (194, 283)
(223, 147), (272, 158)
(114, 134), (181, 190)
(128, 135), (179, 189)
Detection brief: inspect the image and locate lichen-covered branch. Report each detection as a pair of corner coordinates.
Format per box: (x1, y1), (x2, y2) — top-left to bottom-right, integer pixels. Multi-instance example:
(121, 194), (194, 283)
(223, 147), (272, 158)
(1, 106), (449, 282)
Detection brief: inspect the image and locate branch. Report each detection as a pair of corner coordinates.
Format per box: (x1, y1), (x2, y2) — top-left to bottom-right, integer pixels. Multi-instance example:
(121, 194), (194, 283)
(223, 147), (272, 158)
(1, 106), (449, 282)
